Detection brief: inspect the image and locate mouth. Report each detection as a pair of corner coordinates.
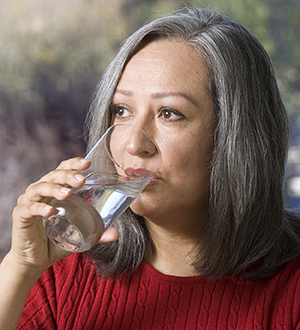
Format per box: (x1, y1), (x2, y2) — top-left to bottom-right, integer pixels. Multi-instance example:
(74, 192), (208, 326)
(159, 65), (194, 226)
(146, 176), (159, 187)
(125, 167), (156, 179)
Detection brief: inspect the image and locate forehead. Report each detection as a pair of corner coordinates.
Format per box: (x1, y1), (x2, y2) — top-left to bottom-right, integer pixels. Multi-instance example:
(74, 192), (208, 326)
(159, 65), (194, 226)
(117, 39), (209, 95)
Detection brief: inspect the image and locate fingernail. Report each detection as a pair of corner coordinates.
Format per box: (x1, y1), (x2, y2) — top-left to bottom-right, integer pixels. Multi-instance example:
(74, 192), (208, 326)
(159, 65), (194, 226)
(80, 158), (90, 163)
(60, 187), (71, 194)
(44, 205), (52, 212)
(75, 174), (85, 181)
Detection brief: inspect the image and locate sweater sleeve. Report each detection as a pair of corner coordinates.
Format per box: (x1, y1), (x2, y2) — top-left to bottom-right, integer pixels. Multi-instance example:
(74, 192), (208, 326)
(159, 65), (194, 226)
(16, 253), (89, 330)
(16, 266), (58, 329)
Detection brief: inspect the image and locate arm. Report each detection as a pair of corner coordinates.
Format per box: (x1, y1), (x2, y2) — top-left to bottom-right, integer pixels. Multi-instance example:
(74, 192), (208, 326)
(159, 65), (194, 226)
(0, 254), (46, 330)
(0, 158), (119, 330)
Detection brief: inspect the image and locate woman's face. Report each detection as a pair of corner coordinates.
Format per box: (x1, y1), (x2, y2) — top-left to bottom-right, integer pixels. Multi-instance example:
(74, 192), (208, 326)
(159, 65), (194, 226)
(111, 39), (216, 225)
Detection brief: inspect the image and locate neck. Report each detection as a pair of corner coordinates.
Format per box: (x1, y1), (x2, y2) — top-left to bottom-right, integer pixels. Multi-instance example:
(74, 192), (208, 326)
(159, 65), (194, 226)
(145, 217), (204, 277)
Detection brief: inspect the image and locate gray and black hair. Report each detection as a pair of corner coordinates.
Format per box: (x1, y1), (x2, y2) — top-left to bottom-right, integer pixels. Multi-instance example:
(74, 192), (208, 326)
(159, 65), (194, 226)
(85, 7), (300, 279)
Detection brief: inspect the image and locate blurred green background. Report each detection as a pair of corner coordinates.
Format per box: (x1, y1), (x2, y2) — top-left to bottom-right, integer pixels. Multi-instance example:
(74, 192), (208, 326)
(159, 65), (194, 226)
(1, 0), (299, 260)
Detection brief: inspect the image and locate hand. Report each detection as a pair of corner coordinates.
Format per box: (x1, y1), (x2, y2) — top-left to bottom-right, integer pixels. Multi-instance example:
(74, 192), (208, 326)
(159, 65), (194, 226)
(9, 157), (119, 274)
(0, 157), (120, 330)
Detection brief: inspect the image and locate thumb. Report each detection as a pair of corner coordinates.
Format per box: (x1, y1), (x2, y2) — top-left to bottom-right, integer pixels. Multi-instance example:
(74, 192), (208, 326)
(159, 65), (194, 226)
(98, 227), (120, 244)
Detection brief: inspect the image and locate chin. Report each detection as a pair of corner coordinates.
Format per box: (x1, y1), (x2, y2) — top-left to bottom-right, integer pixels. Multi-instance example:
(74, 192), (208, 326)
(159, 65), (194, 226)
(130, 196), (158, 218)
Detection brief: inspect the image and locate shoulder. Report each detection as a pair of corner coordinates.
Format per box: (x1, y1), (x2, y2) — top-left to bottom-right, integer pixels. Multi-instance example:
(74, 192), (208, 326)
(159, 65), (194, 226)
(39, 253), (102, 301)
(270, 253), (300, 301)
(31, 253), (93, 297)
(241, 254), (300, 328)
(17, 254), (103, 329)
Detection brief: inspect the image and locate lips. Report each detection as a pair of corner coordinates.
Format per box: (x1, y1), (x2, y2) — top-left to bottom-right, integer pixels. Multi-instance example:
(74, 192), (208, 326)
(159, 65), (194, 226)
(125, 167), (155, 179)
(146, 176), (159, 186)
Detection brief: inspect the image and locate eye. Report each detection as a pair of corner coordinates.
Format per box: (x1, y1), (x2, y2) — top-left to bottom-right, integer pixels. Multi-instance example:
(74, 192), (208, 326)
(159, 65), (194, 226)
(159, 108), (184, 121)
(111, 104), (131, 119)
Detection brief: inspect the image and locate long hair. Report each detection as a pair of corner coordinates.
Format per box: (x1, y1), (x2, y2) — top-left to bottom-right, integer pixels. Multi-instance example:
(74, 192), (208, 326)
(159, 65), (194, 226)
(85, 7), (300, 278)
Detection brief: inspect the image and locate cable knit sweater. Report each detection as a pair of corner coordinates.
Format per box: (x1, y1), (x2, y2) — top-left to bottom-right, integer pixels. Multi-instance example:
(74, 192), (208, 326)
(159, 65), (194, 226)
(17, 253), (300, 329)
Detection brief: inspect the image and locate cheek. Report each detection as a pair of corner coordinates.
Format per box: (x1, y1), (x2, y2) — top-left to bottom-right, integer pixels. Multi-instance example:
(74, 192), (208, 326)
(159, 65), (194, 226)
(161, 135), (213, 175)
(129, 132), (214, 217)
(163, 134), (214, 205)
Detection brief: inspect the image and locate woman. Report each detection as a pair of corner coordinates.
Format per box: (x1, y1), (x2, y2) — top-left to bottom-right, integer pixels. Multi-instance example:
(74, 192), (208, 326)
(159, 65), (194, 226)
(1, 6), (300, 329)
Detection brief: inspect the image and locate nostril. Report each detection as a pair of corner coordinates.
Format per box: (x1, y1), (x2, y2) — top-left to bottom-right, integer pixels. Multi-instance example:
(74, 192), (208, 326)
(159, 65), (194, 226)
(117, 125), (156, 157)
(126, 133), (157, 157)
(108, 124), (162, 176)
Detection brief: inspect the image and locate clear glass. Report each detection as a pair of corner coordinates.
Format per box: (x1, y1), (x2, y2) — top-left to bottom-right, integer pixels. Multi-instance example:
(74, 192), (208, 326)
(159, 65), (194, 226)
(43, 124), (161, 252)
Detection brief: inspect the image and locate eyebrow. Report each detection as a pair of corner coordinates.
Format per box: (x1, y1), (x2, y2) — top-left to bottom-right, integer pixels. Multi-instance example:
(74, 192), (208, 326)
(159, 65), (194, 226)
(114, 89), (198, 106)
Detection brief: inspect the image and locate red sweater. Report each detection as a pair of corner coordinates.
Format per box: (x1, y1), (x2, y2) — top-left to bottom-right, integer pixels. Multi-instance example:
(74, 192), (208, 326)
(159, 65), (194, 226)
(17, 253), (300, 329)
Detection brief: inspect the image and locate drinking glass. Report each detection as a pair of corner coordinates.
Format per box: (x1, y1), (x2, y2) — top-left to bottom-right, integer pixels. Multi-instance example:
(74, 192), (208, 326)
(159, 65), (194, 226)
(43, 124), (161, 252)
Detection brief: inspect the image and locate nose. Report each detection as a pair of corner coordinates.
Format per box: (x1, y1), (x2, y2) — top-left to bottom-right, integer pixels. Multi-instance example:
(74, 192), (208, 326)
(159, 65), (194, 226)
(125, 126), (157, 157)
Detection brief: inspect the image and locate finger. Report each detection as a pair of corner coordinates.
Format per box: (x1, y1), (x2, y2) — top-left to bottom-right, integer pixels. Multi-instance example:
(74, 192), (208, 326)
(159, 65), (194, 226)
(20, 183), (72, 204)
(37, 157), (90, 184)
(18, 158), (90, 204)
(39, 169), (86, 188)
(56, 157), (91, 171)
(98, 227), (120, 244)
(13, 202), (54, 222)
